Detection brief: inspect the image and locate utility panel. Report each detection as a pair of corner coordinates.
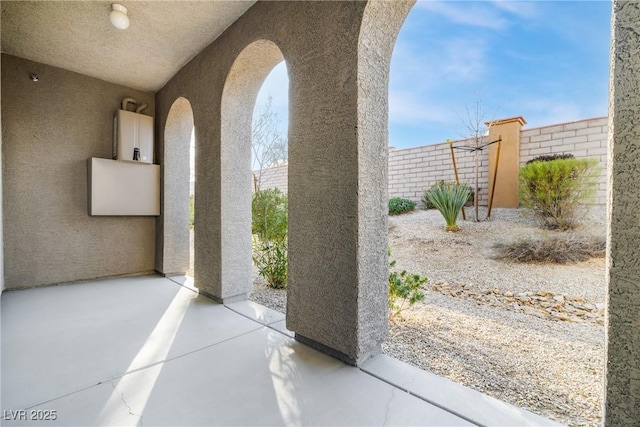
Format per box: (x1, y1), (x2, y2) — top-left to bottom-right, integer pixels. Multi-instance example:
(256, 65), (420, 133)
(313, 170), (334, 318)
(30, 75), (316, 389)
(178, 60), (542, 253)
(115, 109), (153, 163)
(88, 158), (160, 216)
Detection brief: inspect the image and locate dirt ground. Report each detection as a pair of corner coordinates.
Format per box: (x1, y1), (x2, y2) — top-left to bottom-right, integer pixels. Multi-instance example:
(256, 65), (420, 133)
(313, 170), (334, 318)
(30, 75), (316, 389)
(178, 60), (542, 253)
(199, 206), (607, 426)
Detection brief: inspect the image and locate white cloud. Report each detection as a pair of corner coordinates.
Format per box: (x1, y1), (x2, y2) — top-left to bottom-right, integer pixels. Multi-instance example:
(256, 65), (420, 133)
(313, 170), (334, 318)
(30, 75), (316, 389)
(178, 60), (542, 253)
(415, 1), (509, 30)
(391, 36), (487, 88)
(389, 17), (489, 128)
(439, 38), (487, 82)
(389, 89), (457, 126)
(491, 1), (538, 18)
(519, 98), (584, 128)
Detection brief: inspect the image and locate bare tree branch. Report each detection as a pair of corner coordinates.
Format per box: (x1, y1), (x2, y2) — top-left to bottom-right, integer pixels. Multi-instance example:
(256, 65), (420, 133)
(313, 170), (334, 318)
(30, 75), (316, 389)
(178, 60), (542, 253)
(252, 95), (288, 190)
(458, 96), (500, 222)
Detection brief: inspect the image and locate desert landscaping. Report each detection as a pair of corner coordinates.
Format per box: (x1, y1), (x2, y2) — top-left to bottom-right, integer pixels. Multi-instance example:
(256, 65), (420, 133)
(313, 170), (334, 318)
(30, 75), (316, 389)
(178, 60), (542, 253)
(250, 206), (606, 426)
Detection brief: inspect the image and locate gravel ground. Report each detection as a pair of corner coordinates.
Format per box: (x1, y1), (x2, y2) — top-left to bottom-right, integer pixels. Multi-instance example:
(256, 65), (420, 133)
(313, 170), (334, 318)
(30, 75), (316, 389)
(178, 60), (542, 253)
(245, 206), (606, 426)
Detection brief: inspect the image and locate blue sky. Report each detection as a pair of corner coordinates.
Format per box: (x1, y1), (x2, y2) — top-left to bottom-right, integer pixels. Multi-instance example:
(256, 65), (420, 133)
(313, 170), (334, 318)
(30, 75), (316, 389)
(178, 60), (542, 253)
(255, 1), (612, 150)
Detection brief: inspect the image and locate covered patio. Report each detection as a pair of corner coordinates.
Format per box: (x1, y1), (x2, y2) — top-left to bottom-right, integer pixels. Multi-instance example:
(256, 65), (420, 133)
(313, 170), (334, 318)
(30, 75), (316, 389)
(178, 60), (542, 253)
(2, 275), (554, 426)
(1, 1), (639, 426)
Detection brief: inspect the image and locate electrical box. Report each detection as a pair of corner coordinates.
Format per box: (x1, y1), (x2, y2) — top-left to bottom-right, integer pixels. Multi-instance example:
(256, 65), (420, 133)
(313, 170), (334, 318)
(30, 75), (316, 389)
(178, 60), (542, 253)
(115, 109), (154, 163)
(88, 158), (160, 216)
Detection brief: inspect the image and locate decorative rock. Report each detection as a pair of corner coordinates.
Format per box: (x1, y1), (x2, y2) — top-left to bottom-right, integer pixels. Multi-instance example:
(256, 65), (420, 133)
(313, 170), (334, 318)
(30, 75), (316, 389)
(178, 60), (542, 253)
(427, 282), (604, 325)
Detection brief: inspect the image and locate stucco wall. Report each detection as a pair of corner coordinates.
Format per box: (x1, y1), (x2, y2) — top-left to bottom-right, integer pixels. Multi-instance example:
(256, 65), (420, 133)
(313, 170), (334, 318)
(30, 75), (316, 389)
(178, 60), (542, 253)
(155, 0), (407, 364)
(1, 54), (156, 289)
(0, 46), (4, 294)
(606, 1), (640, 424)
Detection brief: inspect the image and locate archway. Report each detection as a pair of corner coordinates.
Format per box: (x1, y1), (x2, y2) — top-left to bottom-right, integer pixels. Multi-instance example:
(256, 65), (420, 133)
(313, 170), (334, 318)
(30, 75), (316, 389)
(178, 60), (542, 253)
(217, 39), (286, 301)
(156, 97), (194, 276)
(378, 1), (610, 424)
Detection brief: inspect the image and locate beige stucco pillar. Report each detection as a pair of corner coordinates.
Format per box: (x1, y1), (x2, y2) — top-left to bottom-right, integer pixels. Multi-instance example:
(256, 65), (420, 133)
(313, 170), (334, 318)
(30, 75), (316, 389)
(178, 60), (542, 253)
(286, 0), (414, 366)
(605, 2), (640, 425)
(155, 97), (193, 277)
(154, 0), (414, 365)
(487, 116), (526, 209)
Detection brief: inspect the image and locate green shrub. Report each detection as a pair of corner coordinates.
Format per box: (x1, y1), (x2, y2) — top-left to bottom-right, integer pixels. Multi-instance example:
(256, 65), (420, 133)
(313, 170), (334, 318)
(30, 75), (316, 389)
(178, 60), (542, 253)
(519, 158), (599, 230)
(493, 235), (605, 264)
(389, 197), (416, 215)
(253, 241), (287, 288)
(252, 189), (288, 288)
(423, 181), (471, 232)
(388, 254), (426, 318)
(189, 194), (195, 229)
(252, 188), (288, 244)
(422, 181), (444, 209)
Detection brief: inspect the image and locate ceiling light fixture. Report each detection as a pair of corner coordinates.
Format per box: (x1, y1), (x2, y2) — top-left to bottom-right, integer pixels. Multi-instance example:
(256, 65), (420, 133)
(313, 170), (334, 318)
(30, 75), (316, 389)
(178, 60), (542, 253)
(109, 4), (130, 30)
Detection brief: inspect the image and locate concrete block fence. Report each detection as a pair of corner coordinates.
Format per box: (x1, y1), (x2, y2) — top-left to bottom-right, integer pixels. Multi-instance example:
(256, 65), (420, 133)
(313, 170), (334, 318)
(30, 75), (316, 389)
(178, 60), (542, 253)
(255, 164), (288, 193)
(257, 116), (608, 207)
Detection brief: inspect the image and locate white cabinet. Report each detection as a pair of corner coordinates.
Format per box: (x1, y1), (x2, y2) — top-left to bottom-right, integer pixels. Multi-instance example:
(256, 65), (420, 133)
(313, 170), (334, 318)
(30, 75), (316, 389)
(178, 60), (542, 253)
(88, 158), (160, 216)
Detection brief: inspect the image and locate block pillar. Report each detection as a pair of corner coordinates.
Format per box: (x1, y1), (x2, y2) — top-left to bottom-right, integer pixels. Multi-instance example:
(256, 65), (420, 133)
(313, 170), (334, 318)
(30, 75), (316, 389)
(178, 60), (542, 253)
(487, 116), (526, 208)
(605, 1), (640, 425)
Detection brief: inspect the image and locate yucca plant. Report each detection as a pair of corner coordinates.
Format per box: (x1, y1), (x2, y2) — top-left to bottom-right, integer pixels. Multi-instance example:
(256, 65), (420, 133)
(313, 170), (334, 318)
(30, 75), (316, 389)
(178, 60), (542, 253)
(424, 181), (471, 232)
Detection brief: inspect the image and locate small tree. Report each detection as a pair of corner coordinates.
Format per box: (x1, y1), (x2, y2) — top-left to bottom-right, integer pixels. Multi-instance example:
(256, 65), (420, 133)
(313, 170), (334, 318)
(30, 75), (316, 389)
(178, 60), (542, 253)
(252, 95), (287, 190)
(459, 98), (499, 222)
(519, 156), (599, 230)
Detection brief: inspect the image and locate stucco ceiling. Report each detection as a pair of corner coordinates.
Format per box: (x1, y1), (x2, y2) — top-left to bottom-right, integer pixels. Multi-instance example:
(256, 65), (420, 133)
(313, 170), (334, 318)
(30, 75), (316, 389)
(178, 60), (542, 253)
(1, 1), (256, 92)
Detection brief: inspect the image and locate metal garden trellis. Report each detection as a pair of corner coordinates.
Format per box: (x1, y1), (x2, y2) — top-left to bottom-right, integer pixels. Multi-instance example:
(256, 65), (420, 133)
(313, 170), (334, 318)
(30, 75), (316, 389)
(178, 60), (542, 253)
(448, 135), (502, 221)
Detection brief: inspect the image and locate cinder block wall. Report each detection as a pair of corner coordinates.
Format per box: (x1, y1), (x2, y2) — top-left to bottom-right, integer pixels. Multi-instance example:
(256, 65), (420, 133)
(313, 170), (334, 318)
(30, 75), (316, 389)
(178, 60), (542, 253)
(259, 116), (608, 207)
(254, 164), (288, 193)
(389, 117), (608, 207)
(388, 137), (490, 206)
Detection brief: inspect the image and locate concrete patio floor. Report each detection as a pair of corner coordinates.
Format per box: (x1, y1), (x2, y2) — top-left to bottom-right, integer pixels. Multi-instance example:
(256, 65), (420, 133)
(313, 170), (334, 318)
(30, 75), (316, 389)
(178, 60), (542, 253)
(1, 275), (559, 426)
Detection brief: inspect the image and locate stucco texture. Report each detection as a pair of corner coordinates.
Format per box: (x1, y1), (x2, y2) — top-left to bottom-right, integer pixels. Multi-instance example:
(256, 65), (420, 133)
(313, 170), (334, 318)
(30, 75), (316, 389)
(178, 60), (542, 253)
(1, 55), (156, 289)
(606, 1), (640, 425)
(155, 97), (193, 276)
(155, 1), (412, 364)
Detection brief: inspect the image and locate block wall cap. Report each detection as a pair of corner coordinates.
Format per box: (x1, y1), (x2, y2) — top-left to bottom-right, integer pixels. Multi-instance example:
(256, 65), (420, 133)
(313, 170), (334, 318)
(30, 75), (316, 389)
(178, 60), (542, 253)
(486, 116), (527, 127)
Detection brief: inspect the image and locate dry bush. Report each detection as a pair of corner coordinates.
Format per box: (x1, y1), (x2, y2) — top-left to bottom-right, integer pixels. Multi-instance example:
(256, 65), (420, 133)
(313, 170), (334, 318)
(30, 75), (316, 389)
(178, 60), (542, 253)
(493, 235), (605, 264)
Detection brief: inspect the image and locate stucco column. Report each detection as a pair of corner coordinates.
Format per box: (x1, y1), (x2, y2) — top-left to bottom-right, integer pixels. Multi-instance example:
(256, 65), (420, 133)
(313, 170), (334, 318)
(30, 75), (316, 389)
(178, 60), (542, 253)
(286, 0), (413, 366)
(605, 1), (640, 425)
(487, 116), (526, 209)
(155, 98), (193, 277)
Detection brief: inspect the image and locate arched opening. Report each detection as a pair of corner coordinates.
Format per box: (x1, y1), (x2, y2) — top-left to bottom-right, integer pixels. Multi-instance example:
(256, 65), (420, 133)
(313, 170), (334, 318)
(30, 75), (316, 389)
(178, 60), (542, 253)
(381, 2), (610, 425)
(218, 39), (286, 301)
(248, 62), (290, 310)
(157, 97), (194, 277)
